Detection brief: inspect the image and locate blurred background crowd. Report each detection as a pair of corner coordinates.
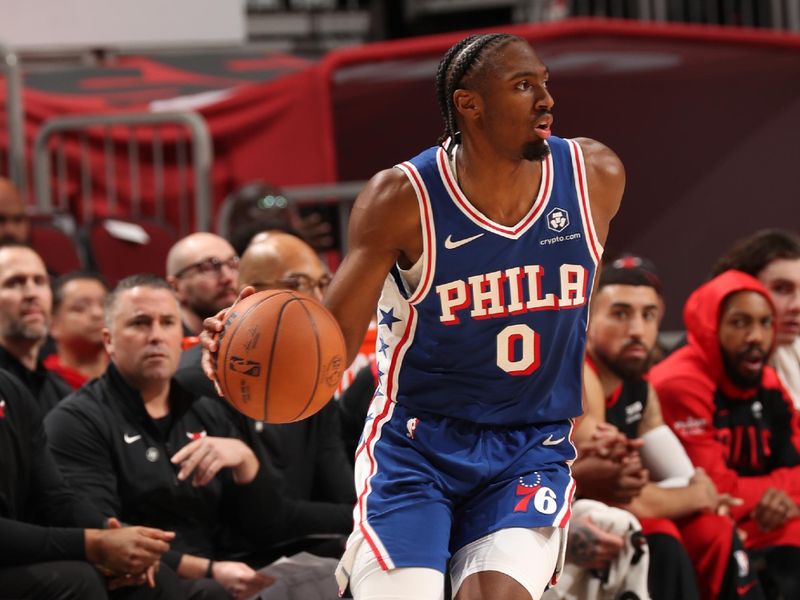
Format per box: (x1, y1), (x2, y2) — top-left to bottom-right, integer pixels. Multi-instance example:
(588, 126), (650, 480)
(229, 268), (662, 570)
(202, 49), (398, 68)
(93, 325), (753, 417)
(0, 1), (799, 599)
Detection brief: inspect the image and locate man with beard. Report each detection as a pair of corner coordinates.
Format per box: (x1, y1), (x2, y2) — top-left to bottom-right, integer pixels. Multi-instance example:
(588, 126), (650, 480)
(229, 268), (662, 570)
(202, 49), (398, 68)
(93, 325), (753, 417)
(651, 270), (800, 599)
(0, 243), (71, 412)
(583, 258), (763, 600)
(166, 233), (239, 339)
(712, 229), (800, 410)
(44, 272), (109, 389)
(203, 32), (625, 600)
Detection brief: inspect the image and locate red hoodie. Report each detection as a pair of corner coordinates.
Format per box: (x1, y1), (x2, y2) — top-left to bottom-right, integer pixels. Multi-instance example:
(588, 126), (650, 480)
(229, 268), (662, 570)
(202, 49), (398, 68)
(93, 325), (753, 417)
(651, 270), (800, 524)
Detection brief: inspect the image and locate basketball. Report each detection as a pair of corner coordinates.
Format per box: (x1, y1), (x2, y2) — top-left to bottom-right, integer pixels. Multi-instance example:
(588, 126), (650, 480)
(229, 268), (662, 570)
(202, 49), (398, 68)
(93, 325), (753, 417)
(215, 290), (347, 423)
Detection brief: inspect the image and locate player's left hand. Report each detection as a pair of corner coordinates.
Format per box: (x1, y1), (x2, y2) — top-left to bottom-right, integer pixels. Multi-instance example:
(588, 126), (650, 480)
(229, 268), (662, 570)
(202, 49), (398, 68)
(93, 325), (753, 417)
(171, 437), (259, 486)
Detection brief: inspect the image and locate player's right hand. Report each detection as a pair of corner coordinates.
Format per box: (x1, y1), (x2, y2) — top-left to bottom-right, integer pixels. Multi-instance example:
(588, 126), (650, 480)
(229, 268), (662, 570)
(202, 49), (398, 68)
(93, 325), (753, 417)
(200, 286), (256, 388)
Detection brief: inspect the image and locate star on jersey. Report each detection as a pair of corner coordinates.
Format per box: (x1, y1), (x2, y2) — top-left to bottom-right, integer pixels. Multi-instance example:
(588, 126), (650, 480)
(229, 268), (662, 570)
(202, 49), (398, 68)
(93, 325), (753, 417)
(378, 337), (390, 357)
(379, 308), (402, 330)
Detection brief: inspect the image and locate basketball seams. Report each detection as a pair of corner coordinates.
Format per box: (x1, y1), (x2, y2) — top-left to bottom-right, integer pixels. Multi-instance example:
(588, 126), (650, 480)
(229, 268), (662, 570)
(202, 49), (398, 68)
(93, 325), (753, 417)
(218, 289), (345, 424)
(262, 295), (303, 422)
(219, 291), (292, 417)
(289, 297), (322, 421)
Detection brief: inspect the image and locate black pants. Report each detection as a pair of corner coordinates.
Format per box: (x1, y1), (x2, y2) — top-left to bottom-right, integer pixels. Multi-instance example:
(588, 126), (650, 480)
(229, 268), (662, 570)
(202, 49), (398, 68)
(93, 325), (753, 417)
(0, 560), (107, 600)
(646, 532), (701, 600)
(752, 545), (800, 600)
(717, 534), (765, 600)
(0, 560), (213, 600)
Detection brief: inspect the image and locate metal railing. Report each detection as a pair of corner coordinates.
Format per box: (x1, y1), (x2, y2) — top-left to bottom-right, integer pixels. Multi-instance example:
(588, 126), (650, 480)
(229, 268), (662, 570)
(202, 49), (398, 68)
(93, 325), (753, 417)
(33, 111), (213, 234)
(1, 43), (27, 197)
(569, 0), (800, 29)
(282, 180), (366, 253)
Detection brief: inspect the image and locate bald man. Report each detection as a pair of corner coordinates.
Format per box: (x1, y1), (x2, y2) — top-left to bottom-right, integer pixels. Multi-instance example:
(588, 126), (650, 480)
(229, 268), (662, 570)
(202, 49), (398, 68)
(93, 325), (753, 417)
(166, 233), (239, 336)
(237, 231), (331, 301)
(175, 230), (355, 562)
(0, 178), (30, 244)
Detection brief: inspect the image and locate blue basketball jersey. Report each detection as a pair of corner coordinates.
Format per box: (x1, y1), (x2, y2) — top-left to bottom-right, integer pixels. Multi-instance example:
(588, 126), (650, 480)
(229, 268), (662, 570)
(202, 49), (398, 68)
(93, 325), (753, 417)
(374, 136), (602, 425)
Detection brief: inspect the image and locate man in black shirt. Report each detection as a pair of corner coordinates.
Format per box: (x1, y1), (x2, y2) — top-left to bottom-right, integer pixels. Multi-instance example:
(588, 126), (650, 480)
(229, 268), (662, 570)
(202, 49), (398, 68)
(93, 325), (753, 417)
(46, 274), (284, 599)
(0, 243), (71, 412)
(0, 367), (177, 599)
(176, 231), (355, 562)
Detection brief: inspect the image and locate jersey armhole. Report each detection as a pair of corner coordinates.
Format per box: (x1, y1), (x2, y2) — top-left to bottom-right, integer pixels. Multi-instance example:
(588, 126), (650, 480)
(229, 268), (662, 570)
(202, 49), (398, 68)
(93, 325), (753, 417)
(566, 139), (604, 267)
(394, 162), (436, 304)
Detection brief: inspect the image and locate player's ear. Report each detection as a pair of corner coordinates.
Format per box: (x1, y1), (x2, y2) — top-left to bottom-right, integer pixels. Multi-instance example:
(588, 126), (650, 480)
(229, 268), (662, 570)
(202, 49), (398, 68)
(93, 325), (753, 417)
(453, 88), (481, 120)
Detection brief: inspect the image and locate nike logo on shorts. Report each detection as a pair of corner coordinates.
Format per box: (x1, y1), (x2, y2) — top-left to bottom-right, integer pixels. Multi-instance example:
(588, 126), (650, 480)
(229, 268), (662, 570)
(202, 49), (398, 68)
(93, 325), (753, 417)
(444, 233), (484, 250)
(124, 434), (142, 444)
(542, 434), (565, 446)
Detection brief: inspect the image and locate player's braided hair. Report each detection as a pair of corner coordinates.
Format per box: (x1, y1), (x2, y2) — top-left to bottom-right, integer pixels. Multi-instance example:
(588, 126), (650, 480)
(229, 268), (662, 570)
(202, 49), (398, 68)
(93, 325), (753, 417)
(435, 33), (521, 154)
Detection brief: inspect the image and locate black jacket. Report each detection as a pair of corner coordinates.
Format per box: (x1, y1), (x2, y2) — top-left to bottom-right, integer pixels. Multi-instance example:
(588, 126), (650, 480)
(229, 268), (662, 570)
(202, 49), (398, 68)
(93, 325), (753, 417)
(44, 363), (288, 569)
(176, 344), (355, 539)
(0, 345), (72, 415)
(0, 369), (104, 566)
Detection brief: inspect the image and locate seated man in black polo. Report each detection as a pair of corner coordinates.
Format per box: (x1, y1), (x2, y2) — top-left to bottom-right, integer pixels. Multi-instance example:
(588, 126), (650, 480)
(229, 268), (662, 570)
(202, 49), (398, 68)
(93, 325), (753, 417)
(0, 366), (178, 599)
(46, 274), (286, 599)
(176, 231), (356, 563)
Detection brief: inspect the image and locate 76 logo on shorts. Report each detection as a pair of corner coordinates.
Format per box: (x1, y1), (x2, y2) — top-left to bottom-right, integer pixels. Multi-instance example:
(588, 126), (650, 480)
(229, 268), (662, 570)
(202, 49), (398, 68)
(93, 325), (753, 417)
(514, 474), (557, 514)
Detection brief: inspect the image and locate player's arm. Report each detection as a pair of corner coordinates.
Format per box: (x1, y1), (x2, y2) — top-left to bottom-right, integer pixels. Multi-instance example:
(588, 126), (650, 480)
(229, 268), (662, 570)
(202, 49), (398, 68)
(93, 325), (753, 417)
(574, 137), (625, 245)
(324, 168), (422, 364)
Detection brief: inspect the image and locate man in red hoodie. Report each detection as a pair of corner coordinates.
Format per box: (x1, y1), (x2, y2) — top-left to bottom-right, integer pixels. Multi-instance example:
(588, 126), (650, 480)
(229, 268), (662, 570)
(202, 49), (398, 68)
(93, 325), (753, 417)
(651, 270), (800, 598)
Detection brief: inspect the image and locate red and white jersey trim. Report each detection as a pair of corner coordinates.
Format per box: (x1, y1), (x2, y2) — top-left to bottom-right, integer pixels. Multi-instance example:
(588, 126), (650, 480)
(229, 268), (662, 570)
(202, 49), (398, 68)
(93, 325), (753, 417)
(437, 146), (554, 240)
(352, 308), (419, 571)
(567, 139), (603, 266)
(396, 162), (436, 305)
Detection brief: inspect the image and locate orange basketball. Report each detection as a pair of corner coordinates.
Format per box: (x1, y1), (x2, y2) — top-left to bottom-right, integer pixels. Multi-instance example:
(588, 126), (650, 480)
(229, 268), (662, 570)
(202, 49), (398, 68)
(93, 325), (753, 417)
(215, 290), (347, 423)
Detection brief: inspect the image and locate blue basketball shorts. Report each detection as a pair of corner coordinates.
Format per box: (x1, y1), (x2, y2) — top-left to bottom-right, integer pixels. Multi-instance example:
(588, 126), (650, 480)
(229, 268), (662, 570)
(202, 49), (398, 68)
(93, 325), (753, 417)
(343, 396), (577, 574)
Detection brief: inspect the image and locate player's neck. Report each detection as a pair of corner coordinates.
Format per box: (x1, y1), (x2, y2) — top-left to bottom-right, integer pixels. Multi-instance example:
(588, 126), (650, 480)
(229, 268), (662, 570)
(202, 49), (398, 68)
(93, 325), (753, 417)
(455, 143), (542, 226)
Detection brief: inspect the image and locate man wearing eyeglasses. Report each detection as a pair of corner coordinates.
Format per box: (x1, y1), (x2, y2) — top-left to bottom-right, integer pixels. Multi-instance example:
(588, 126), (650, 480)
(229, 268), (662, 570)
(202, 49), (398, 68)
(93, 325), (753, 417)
(176, 231), (356, 564)
(0, 178), (30, 244)
(166, 233), (239, 338)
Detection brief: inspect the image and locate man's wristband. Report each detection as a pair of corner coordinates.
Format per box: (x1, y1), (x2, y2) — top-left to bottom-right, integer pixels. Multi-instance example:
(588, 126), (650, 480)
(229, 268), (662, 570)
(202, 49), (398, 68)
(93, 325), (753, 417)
(205, 559), (214, 579)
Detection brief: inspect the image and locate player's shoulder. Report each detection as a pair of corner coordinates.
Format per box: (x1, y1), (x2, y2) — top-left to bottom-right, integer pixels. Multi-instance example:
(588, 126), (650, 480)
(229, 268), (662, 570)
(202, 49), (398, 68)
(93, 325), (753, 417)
(351, 166), (421, 231)
(360, 167), (418, 208)
(572, 137), (625, 224)
(573, 137), (625, 181)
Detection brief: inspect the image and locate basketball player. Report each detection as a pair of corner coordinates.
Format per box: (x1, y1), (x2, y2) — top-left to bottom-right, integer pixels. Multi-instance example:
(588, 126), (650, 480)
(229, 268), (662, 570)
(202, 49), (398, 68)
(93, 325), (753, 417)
(203, 33), (624, 600)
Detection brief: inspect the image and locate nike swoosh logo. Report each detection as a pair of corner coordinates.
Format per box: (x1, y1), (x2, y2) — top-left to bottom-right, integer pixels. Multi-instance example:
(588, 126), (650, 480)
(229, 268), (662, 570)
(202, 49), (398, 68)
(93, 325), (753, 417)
(444, 233), (484, 250)
(542, 434), (565, 446)
(124, 434), (142, 444)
